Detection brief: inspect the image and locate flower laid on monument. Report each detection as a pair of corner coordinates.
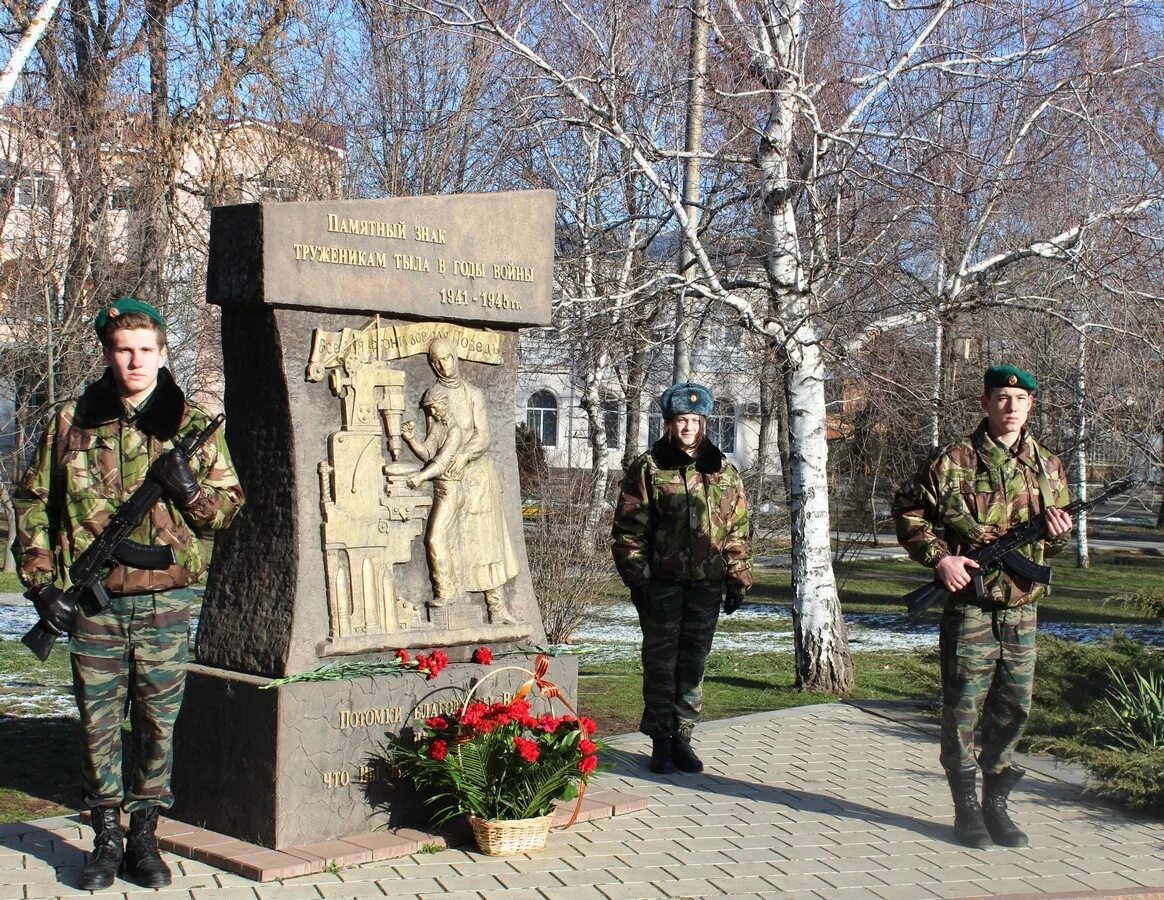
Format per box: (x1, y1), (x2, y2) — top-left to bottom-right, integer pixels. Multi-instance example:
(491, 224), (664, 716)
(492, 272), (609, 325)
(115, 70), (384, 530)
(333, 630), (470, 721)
(472, 646), (494, 665)
(381, 655), (607, 856)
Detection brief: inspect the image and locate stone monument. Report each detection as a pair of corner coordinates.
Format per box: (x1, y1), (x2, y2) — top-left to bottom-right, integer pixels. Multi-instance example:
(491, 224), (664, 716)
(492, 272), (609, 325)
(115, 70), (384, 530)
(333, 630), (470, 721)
(170, 191), (576, 849)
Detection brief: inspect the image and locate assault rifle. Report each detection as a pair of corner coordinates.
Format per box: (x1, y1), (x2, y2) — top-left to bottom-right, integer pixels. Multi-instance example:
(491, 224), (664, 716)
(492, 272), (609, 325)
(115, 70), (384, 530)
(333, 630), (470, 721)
(21, 414), (225, 661)
(903, 476), (1137, 620)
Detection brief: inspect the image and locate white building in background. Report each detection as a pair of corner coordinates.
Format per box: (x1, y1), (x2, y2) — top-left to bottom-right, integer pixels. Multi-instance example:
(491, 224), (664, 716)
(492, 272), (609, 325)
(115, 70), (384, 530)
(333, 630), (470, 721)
(515, 321), (774, 473)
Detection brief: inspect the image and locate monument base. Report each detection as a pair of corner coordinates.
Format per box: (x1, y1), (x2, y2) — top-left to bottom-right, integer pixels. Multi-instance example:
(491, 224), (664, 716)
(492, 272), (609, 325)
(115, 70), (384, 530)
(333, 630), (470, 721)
(170, 656), (579, 849)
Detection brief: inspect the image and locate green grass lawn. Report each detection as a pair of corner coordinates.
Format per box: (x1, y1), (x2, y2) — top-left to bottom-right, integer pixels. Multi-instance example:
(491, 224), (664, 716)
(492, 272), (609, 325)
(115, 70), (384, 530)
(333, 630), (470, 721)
(0, 572), (23, 593)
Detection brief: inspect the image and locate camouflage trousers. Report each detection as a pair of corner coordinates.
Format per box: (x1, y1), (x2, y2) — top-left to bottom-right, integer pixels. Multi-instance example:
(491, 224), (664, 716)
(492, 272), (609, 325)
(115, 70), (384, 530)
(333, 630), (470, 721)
(939, 599), (1037, 775)
(636, 581), (722, 737)
(69, 591), (190, 811)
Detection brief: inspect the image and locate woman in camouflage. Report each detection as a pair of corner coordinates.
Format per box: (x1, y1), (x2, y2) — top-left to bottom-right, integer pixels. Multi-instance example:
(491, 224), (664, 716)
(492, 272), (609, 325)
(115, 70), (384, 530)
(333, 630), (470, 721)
(611, 382), (751, 774)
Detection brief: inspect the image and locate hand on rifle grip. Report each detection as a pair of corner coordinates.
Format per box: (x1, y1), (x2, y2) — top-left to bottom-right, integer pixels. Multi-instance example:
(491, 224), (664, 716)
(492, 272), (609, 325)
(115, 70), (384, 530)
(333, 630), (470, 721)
(155, 451), (203, 510)
(30, 584), (76, 636)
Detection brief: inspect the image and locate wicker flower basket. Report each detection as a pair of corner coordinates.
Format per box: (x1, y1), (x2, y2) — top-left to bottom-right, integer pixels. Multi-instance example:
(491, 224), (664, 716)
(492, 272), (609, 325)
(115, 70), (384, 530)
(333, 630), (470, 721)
(467, 812), (556, 856)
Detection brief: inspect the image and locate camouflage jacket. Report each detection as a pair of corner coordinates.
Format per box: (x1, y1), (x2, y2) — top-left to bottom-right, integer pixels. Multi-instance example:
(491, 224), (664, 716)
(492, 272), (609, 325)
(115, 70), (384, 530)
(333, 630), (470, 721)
(612, 435), (752, 589)
(893, 420), (1071, 607)
(13, 368), (244, 595)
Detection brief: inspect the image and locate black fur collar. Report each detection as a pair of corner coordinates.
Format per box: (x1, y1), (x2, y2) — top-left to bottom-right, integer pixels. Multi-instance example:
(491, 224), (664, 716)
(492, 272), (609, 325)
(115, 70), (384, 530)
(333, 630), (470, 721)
(650, 434), (726, 474)
(74, 367), (186, 441)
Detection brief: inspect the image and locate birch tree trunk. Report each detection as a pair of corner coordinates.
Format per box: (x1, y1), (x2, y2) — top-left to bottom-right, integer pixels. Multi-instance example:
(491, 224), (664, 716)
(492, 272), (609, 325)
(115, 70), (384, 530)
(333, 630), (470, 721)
(758, 0), (852, 692)
(0, 0), (64, 106)
(783, 334), (853, 691)
(1, 482), (16, 573)
(1073, 326), (1090, 567)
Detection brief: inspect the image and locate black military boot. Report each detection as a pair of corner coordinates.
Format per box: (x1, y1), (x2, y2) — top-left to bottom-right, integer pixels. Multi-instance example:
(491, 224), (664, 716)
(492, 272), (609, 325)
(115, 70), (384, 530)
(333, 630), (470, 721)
(982, 766), (1029, 847)
(122, 807), (172, 888)
(671, 728), (704, 774)
(946, 768), (994, 849)
(649, 736), (674, 774)
(79, 806), (123, 891)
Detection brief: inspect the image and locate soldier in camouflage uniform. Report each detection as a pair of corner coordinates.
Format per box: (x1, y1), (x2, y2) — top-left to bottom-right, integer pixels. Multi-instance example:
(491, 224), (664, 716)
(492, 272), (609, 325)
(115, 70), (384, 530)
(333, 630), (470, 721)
(13, 298), (244, 890)
(893, 365), (1072, 849)
(612, 382), (751, 775)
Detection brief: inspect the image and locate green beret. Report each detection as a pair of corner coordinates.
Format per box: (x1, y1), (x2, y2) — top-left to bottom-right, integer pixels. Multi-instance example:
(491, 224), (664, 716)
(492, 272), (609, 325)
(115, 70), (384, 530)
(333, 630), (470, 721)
(94, 297), (165, 337)
(984, 364), (1037, 393)
(660, 381), (713, 419)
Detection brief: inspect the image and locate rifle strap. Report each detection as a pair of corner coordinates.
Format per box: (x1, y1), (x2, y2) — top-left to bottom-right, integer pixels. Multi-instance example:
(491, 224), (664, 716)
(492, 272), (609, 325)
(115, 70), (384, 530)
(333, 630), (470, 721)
(1033, 444), (1055, 514)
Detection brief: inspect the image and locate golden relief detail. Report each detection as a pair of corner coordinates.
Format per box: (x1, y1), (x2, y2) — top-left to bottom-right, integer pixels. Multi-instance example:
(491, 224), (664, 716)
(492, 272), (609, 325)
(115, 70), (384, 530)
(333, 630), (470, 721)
(306, 317), (526, 655)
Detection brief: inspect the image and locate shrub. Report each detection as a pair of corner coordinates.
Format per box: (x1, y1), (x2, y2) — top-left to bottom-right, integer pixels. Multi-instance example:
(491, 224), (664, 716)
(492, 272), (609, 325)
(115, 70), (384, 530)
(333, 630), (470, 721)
(1100, 665), (1164, 752)
(1108, 590), (1164, 618)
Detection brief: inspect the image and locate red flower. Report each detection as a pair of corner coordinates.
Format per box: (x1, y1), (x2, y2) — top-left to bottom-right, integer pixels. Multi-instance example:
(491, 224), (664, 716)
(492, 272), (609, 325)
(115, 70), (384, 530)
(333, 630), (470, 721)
(537, 715), (562, 733)
(509, 699), (531, 719)
(579, 717), (597, 735)
(432, 649), (449, 668)
(514, 736), (540, 763)
(425, 716), (448, 730)
(415, 654), (430, 671)
(430, 739), (448, 761)
(579, 739), (598, 756)
(578, 754), (598, 774)
(472, 646), (493, 665)
(395, 649), (411, 665)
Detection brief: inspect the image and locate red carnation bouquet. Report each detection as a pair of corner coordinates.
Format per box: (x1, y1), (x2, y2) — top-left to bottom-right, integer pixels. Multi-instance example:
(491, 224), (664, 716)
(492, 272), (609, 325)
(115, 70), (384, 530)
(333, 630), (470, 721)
(382, 658), (605, 825)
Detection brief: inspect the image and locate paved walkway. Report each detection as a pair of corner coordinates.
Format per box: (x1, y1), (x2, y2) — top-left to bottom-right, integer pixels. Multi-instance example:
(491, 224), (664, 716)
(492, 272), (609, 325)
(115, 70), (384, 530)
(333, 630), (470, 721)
(2, 703), (1162, 900)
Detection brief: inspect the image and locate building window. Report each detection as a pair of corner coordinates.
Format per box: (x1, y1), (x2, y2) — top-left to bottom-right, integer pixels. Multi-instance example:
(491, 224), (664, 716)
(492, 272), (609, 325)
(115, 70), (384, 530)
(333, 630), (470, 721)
(1, 162), (56, 208)
(260, 178), (297, 202)
(707, 400), (736, 452)
(602, 399), (622, 448)
(526, 389), (558, 447)
(647, 399), (663, 446)
(109, 185), (137, 211)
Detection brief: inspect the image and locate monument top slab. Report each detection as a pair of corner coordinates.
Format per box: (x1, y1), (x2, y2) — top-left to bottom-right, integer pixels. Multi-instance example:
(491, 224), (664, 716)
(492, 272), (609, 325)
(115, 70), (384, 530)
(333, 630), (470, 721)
(207, 190), (554, 327)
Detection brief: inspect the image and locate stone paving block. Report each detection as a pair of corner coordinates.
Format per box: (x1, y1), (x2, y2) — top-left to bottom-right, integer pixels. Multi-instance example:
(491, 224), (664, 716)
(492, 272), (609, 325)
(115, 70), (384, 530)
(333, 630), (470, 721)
(342, 830), (420, 862)
(435, 872), (502, 891)
(1077, 871), (1155, 891)
(818, 888), (884, 900)
(824, 855), (893, 874)
(189, 888), (260, 900)
(553, 867), (619, 885)
(763, 871), (840, 893)
(652, 878), (726, 897)
(253, 885), (327, 899)
(609, 864), (677, 884)
(122, 891), (205, 900)
(373, 876), (442, 894)
(316, 883), (386, 898)
(195, 839), (275, 867)
(493, 870), (564, 890)
(868, 884), (940, 900)
(820, 869), (893, 890)
(924, 881), (997, 899)
(416, 892), (488, 900)
(223, 849), (316, 881)
(21, 881), (94, 898)
(598, 883), (668, 900)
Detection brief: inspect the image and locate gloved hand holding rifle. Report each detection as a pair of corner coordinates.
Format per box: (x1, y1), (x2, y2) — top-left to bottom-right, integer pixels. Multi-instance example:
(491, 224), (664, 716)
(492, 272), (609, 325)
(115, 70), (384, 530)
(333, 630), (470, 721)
(903, 476), (1137, 620)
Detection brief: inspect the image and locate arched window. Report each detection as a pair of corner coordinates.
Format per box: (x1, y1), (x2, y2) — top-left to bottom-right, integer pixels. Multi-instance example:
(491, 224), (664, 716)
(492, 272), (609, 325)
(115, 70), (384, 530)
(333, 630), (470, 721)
(707, 400), (736, 452)
(526, 390), (558, 447)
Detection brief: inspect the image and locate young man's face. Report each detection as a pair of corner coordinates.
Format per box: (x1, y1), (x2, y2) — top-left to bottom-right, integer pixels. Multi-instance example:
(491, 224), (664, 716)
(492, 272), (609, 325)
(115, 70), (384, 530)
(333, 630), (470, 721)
(669, 414), (705, 452)
(103, 327), (166, 403)
(980, 387), (1034, 440)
